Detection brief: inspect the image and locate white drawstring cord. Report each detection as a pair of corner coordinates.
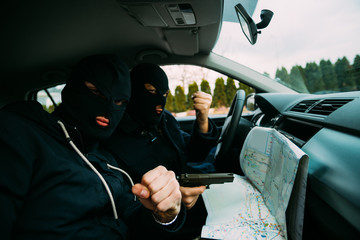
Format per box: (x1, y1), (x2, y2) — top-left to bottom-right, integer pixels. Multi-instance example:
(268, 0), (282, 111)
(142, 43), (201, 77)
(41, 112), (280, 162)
(107, 164), (136, 201)
(57, 120), (118, 219)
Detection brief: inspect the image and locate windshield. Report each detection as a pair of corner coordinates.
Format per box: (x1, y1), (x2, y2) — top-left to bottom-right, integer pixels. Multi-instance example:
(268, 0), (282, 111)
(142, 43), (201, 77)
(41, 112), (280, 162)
(214, 0), (360, 94)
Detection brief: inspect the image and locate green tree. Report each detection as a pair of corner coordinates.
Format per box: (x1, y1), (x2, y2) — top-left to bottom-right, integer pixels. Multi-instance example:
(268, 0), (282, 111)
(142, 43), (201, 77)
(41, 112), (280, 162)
(335, 57), (356, 91)
(263, 72), (270, 78)
(289, 65), (309, 93)
(225, 77), (237, 107)
(353, 54), (360, 90)
(174, 85), (186, 112)
(319, 59), (338, 91)
(275, 67), (291, 85)
(343, 57), (356, 91)
(304, 62), (324, 93)
(335, 57), (346, 91)
(165, 91), (175, 112)
(42, 104), (55, 113)
(238, 82), (254, 97)
(187, 81), (199, 109)
(212, 77), (226, 108)
(200, 79), (212, 94)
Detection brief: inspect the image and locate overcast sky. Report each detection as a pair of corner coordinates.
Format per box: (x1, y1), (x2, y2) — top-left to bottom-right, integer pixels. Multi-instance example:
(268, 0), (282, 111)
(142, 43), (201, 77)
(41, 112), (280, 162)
(214, 0), (360, 78)
(163, 0), (360, 93)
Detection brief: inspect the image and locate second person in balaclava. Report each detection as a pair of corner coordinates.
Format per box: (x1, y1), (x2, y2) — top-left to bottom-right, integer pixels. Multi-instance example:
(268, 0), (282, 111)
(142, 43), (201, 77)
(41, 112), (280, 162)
(102, 62), (220, 240)
(126, 62), (169, 128)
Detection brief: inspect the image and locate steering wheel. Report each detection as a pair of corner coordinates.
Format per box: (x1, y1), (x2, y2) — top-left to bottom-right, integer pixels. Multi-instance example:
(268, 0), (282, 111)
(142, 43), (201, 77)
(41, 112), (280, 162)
(214, 89), (245, 162)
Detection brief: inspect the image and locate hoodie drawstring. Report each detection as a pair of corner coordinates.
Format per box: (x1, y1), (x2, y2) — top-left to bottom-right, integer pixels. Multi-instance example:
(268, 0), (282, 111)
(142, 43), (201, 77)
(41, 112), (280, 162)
(57, 120), (136, 220)
(106, 163), (136, 201)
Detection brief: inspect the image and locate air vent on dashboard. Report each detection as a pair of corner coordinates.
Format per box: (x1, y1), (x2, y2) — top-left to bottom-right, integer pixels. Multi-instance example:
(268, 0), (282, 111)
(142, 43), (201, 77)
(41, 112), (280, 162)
(290, 98), (353, 116)
(290, 100), (318, 113)
(308, 99), (353, 115)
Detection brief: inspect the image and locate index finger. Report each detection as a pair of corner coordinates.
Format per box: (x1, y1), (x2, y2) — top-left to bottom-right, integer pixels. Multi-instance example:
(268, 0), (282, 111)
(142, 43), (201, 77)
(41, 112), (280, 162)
(141, 165), (168, 187)
(180, 186), (206, 197)
(194, 91), (211, 100)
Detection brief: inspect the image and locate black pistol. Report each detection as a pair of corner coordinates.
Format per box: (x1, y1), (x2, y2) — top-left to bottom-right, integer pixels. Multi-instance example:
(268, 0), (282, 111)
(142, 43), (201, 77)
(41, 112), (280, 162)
(177, 173), (234, 188)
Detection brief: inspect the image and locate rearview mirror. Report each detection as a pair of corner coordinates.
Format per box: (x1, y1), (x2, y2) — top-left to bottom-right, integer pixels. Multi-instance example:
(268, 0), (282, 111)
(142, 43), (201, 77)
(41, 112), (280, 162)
(235, 3), (273, 45)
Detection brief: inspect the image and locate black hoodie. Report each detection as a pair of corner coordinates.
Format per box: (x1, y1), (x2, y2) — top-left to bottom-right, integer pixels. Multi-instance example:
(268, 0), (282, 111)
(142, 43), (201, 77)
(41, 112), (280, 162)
(0, 55), (185, 240)
(0, 100), (186, 240)
(102, 63), (220, 239)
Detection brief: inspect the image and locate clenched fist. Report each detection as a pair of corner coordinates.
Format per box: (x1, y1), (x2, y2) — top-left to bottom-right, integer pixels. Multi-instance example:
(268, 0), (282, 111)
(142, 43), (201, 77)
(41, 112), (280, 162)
(192, 91), (212, 133)
(132, 166), (182, 223)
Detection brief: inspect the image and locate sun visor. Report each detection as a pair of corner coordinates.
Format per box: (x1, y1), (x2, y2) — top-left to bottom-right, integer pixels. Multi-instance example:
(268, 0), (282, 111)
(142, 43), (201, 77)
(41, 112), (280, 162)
(163, 28), (199, 56)
(124, 4), (167, 27)
(119, 0), (222, 55)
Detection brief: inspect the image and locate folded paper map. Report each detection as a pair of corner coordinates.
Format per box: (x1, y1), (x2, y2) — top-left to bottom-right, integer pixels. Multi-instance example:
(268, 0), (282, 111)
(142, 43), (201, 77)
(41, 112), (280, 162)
(201, 127), (309, 240)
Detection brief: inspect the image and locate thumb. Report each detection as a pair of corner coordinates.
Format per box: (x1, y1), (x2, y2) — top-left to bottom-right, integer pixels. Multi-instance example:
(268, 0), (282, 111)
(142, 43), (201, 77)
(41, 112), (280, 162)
(132, 183), (150, 199)
(132, 184), (156, 211)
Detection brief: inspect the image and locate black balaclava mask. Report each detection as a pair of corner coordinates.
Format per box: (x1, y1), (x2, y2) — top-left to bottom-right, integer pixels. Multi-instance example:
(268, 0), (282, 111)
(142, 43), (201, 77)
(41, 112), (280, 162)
(127, 63), (169, 128)
(55, 54), (131, 142)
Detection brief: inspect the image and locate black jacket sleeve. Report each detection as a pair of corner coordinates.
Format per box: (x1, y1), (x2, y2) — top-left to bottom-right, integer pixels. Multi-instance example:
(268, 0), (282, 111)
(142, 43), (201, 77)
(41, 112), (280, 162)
(184, 117), (220, 163)
(126, 203), (186, 240)
(163, 111), (219, 165)
(0, 136), (34, 240)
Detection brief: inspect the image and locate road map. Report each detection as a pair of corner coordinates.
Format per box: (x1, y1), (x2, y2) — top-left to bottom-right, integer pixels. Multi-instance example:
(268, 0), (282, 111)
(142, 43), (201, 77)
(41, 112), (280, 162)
(201, 127), (309, 240)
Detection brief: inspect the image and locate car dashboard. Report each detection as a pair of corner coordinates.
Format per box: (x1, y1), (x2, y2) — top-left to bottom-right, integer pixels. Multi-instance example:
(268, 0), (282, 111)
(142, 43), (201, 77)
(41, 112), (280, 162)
(252, 91), (360, 239)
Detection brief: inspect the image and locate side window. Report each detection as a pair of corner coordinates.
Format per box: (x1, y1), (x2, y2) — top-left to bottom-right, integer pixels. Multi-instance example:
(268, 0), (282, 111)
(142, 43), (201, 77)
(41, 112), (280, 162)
(37, 65), (256, 116)
(161, 64), (255, 118)
(36, 84), (65, 113)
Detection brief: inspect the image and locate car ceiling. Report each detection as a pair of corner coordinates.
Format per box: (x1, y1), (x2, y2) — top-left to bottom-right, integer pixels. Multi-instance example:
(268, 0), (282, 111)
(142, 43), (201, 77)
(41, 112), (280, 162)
(0, 0), (223, 103)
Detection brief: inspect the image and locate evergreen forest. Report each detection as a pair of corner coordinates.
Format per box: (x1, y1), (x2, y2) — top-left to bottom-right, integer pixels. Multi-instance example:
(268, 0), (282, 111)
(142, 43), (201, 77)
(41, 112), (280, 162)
(166, 54), (360, 114)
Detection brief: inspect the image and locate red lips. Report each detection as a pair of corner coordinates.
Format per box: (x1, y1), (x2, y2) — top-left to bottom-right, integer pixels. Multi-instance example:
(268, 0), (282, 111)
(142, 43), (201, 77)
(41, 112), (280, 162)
(155, 105), (163, 114)
(96, 116), (109, 127)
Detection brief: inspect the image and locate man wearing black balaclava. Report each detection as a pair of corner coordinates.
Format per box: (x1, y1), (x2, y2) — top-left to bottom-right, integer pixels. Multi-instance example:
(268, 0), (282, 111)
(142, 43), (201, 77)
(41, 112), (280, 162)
(102, 62), (220, 239)
(0, 55), (185, 240)
(54, 54), (130, 150)
(126, 62), (169, 128)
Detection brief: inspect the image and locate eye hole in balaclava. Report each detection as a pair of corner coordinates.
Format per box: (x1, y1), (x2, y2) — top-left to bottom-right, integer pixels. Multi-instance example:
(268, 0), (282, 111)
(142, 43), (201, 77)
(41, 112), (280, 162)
(144, 83), (169, 97)
(54, 54), (131, 141)
(127, 63), (169, 128)
(84, 81), (128, 107)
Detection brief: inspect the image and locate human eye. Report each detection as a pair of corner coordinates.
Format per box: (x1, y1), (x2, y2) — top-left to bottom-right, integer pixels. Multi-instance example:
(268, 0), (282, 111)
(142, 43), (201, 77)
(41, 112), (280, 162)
(114, 99), (128, 106)
(84, 81), (106, 99)
(144, 83), (157, 94)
